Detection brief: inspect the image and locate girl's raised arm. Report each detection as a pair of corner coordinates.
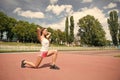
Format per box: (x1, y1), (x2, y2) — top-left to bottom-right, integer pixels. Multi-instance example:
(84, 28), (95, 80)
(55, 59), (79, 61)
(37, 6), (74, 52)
(37, 27), (41, 42)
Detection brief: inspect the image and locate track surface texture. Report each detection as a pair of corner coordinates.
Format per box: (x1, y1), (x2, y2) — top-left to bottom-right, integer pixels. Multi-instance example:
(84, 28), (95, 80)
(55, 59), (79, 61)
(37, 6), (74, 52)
(0, 50), (120, 80)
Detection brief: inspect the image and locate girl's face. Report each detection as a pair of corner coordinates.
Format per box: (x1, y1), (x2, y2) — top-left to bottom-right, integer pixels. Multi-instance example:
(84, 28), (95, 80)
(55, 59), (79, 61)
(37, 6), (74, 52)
(42, 29), (48, 35)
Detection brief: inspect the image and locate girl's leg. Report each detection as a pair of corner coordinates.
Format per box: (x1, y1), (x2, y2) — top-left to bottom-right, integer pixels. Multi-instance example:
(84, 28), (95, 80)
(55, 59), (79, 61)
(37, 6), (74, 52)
(47, 50), (58, 66)
(24, 56), (43, 68)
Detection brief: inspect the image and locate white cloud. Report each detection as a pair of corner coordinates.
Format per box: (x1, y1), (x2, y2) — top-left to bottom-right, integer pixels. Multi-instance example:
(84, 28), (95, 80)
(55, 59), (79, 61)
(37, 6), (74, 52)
(46, 4), (73, 15)
(13, 7), (21, 13)
(46, 5), (65, 15)
(81, 0), (93, 3)
(44, 4), (73, 31)
(13, 7), (45, 19)
(41, 18), (66, 31)
(103, 2), (117, 9)
(73, 7), (111, 40)
(50, 0), (58, 4)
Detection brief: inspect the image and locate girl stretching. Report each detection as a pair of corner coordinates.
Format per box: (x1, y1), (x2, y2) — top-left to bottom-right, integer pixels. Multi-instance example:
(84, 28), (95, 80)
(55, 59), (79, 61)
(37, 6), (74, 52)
(21, 27), (59, 70)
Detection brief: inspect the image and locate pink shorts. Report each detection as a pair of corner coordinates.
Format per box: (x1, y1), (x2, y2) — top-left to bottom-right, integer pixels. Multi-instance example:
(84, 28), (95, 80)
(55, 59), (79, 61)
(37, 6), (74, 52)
(39, 51), (48, 58)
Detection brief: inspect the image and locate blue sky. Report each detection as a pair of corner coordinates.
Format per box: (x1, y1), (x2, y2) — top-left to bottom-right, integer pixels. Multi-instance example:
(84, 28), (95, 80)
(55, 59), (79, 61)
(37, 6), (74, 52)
(0, 0), (120, 40)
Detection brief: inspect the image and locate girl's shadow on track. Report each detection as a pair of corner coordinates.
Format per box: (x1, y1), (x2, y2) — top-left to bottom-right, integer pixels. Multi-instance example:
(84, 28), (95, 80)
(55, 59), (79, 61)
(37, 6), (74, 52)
(39, 63), (51, 68)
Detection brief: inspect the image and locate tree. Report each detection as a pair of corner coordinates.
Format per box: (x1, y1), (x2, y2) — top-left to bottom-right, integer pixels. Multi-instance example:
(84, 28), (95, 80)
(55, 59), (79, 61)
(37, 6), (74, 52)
(12, 21), (38, 43)
(0, 11), (9, 40)
(47, 27), (57, 44)
(47, 27), (65, 44)
(0, 11), (66, 44)
(118, 23), (120, 44)
(107, 10), (119, 46)
(65, 17), (69, 44)
(69, 16), (74, 44)
(77, 15), (106, 46)
(25, 23), (38, 43)
(57, 29), (65, 44)
(0, 12), (17, 41)
(60, 31), (66, 44)
(7, 17), (17, 41)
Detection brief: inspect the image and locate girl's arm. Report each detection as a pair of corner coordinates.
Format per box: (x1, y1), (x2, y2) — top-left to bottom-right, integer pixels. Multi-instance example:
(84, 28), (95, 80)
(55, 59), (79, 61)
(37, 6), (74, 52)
(37, 27), (41, 42)
(46, 32), (51, 39)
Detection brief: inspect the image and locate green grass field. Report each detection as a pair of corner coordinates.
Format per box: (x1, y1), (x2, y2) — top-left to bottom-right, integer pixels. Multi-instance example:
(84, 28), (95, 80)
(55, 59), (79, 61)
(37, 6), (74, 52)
(0, 42), (118, 53)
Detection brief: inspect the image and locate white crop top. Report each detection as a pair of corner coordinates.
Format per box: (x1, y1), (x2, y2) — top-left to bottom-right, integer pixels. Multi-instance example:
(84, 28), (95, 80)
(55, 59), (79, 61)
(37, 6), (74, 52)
(40, 38), (49, 51)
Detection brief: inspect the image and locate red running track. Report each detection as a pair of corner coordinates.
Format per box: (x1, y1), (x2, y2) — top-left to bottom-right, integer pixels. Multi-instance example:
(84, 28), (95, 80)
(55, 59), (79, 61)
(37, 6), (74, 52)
(0, 51), (120, 80)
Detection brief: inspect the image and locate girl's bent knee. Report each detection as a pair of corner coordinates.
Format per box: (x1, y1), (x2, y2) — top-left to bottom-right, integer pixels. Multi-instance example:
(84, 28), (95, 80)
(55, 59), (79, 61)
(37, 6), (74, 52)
(54, 50), (58, 55)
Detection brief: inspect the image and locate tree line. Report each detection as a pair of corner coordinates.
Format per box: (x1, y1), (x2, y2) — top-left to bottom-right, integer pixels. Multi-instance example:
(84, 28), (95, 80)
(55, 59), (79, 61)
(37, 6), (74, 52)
(0, 10), (120, 46)
(0, 11), (65, 44)
(77, 10), (120, 46)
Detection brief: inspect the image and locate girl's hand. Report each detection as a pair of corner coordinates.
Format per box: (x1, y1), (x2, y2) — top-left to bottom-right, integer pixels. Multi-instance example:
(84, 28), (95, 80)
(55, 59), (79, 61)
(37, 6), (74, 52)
(37, 27), (40, 29)
(47, 32), (51, 35)
(46, 32), (51, 39)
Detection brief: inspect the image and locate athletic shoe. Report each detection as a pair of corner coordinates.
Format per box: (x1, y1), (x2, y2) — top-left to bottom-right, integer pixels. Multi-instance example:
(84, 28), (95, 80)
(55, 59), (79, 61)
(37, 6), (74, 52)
(21, 60), (26, 68)
(50, 65), (60, 70)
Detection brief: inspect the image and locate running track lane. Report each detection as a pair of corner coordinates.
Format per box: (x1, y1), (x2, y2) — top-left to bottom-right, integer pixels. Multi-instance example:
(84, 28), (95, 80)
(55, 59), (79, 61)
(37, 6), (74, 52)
(0, 51), (120, 80)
